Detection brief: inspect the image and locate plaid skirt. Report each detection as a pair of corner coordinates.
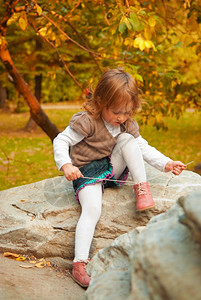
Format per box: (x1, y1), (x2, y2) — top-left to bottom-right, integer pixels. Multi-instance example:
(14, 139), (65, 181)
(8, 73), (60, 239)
(73, 156), (128, 203)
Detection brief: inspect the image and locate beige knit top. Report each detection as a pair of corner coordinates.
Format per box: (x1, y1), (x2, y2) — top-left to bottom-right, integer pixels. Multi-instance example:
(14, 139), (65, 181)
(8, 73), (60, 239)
(69, 111), (140, 168)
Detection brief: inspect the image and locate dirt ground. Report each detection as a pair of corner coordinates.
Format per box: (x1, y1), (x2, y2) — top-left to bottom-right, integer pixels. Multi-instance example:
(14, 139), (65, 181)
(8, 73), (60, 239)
(0, 254), (85, 300)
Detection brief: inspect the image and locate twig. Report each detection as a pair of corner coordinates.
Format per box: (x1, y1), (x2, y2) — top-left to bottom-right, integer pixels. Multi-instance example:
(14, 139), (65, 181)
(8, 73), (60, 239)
(30, 21), (84, 91)
(66, 20), (102, 73)
(42, 14), (99, 56)
(0, 146), (33, 176)
(82, 161), (194, 186)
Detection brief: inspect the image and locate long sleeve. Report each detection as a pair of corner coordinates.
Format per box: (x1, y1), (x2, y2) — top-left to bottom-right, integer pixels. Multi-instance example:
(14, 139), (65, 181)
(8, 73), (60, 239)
(53, 126), (84, 170)
(136, 135), (171, 172)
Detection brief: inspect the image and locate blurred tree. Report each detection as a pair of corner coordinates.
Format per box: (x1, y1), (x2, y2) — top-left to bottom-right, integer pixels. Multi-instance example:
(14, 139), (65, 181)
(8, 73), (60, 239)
(0, 0), (201, 140)
(25, 40), (42, 131)
(0, 80), (7, 109)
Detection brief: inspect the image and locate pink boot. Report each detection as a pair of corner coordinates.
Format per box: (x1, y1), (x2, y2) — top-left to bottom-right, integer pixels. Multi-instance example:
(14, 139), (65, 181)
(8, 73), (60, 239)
(133, 182), (155, 211)
(72, 259), (90, 288)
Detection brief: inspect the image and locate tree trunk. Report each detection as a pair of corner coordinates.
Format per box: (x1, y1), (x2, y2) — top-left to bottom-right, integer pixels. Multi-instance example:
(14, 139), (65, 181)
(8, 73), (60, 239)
(25, 39), (43, 132)
(0, 39), (60, 141)
(25, 74), (42, 132)
(0, 81), (8, 109)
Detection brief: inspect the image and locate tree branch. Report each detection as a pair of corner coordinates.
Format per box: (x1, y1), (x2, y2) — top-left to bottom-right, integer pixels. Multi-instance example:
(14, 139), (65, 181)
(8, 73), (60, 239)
(0, 38), (60, 140)
(44, 9), (102, 73)
(67, 20), (102, 73)
(30, 21), (84, 91)
(42, 13), (100, 56)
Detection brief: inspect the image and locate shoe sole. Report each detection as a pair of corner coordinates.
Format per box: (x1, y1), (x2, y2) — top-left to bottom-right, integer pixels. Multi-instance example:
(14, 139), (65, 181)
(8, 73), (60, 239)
(71, 274), (89, 288)
(136, 204), (155, 212)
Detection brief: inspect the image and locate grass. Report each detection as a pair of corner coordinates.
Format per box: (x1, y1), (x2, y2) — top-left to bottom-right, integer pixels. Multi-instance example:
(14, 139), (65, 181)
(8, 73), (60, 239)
(0, 106), (200, 191)
(138, 112), (201, 165)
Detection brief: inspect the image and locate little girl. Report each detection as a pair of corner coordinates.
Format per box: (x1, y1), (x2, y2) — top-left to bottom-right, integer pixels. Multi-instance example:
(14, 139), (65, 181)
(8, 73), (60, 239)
(53, 68), (186, 288)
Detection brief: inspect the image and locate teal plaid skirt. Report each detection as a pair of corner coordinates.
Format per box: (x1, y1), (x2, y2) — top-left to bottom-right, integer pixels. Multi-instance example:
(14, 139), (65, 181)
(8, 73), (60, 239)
(73, 156), (128, 203)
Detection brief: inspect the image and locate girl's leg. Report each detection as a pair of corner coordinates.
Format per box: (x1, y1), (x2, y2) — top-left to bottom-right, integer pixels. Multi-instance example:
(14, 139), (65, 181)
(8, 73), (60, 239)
(111, 133), (147, 183)
(111, 133), (154, 211)
(74, 182), (102, 261)
(72, 182), (102, 287)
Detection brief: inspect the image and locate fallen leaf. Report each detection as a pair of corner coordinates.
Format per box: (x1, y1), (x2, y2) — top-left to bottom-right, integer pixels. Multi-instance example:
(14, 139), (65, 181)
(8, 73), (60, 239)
(19, 264), (33, 269)
(3, 252), (20, 259)
(39, 258), (44, 261)
(29, 260), (37, 264)
(45, 261), (51, 267)
(16, 256), (26, 261)
(35, 262), (45, 268)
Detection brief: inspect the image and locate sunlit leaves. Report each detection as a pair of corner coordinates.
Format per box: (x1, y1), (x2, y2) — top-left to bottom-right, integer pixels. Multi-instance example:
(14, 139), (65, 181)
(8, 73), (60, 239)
(36, 4), (43, 16)
(148, 16), (156, 27)
(7, 12), (28, 31)
(1, 0), (201, 130)
(118, 20), (126, 33)
(144, 25), (153, 40)
(7, 13), (19, 26)
(38, 27), (47, 37)
(133, 36), (156, 51)
(129, 12), (144, 31)
(19, 13), (28, 31)
(38, 25), (62, 47)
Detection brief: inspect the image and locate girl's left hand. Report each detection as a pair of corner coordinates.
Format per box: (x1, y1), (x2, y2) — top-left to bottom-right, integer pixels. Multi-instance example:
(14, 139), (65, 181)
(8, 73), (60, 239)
(165, 160), (186, 175)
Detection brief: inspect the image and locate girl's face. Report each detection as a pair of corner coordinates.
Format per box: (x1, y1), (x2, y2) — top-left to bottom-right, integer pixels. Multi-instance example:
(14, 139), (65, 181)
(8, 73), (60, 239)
(101, 100), (133, 126)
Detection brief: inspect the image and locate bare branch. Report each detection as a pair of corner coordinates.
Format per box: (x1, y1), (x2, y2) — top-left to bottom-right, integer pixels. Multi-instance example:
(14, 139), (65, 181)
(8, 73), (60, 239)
(30, 21), (84, 91)
(67, 20), (102, 73)
(44, 9), (102, 73)
(42, 13), (100, 56)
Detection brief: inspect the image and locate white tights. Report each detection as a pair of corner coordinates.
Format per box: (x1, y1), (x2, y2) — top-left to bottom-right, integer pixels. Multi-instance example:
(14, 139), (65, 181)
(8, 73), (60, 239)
(74, 133), (146, 261)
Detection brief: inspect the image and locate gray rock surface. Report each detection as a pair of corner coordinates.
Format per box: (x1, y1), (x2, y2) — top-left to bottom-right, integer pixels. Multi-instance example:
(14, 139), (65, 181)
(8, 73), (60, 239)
(85, 190), (201, 300)
(0, 165), (201, 268)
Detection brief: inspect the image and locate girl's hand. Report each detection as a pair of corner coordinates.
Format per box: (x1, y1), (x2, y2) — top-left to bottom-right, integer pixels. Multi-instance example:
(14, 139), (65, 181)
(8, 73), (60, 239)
(61, 163), (83, 181)
(165, 160), (186, 175)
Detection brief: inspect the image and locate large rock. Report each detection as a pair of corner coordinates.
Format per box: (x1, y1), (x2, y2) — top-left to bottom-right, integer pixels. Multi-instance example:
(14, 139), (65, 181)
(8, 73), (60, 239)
(0, 165), (201, 267)
(85, 190), (201, 300)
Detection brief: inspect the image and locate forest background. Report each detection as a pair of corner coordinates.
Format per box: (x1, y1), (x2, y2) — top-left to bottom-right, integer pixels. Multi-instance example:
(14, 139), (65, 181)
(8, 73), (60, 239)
(0, 0), (201, 190)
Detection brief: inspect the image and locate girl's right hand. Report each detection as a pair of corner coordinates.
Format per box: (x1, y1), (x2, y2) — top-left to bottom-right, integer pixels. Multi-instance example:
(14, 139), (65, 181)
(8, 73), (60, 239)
(61, 163), (84, 181)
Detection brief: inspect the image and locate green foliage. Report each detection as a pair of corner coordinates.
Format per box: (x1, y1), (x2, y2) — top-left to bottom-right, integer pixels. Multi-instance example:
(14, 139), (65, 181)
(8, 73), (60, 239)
(0, 0), (201, 127)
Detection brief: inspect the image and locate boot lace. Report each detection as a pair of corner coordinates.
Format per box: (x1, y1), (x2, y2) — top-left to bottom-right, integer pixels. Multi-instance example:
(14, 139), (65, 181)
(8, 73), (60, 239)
(136, 183), (146, 196)
(77, 259), (90, 270)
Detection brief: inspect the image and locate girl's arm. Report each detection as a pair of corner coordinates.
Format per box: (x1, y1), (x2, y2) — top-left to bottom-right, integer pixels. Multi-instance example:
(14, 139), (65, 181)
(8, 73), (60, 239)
(53, 126), (84, 180)
(135, 135), (186, 173)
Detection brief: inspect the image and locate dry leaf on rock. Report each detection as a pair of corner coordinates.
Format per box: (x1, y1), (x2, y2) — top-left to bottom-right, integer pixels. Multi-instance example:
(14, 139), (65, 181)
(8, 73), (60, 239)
(3, 252), (20, 259)
(19, 264), (33, 269)
(35, 260), (51, 268)
(35, 261), (45, 268)
(16, 256), (26, 261)
(29, 260), (37, 264)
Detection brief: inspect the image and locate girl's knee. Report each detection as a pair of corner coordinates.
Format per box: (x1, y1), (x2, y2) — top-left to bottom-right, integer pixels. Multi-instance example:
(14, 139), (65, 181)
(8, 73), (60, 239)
(83, 203), (102, 223)
(116, 133), (136, 147)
